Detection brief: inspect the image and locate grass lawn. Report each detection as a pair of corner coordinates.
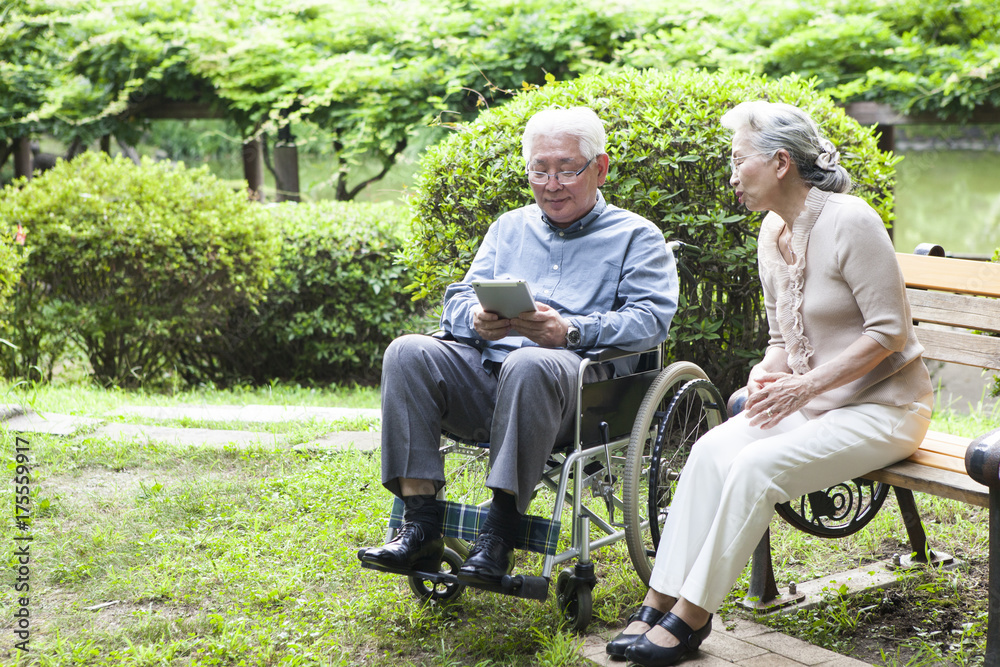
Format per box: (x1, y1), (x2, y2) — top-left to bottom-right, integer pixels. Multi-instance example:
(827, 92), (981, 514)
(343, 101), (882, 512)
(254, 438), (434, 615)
(1, 381), (997, 665)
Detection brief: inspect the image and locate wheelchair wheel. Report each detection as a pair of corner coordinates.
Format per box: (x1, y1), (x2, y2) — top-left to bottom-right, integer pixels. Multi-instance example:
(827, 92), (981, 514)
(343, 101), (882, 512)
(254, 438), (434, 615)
(623, 364), (727, 584)
(407, 547), (466, 602)
(556, 568), (593, 633)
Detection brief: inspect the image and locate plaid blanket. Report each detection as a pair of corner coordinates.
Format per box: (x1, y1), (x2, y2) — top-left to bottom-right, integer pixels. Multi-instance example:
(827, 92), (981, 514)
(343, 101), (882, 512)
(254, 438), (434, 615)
(389, 497), (562, 556)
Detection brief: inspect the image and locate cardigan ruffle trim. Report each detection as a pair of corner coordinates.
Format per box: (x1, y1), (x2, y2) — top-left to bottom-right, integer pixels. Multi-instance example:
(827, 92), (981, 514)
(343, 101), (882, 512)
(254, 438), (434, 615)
(759, 188), (832, 375)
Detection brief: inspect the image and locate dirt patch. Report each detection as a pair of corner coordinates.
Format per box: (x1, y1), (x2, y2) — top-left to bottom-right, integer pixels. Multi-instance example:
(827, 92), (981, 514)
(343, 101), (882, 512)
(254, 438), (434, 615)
(847, 558), (988, 666)
(41, 464), (236, 513)
(767, 555), (990, 666)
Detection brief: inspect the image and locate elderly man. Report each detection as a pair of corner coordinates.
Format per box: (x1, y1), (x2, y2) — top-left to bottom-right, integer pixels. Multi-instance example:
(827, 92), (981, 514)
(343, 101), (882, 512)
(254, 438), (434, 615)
(361, 106), (678, 585)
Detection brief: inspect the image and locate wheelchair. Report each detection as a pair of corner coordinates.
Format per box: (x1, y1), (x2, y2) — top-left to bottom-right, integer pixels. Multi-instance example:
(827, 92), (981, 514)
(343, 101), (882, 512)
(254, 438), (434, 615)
(358, 241), (729, 631)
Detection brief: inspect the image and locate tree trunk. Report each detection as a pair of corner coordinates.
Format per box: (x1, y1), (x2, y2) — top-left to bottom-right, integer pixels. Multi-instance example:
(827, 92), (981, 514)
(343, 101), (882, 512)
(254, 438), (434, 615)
(242, 137), (265, 202)
(274, 124), (300, 202)
(13, 137), (32, 180)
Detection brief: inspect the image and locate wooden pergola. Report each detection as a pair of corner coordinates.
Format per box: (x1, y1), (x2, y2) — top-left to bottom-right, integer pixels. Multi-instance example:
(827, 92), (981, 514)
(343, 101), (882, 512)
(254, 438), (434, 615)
(843, 101), (1000, 152)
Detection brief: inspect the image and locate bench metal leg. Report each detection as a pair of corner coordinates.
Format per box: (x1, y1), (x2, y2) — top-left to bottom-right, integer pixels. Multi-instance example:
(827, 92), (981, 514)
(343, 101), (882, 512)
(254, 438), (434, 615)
(988, 491), (1000, 666)
(741, 528), (805, 611)
(745, 530), (779, 605)
(892, 486), (954, 568)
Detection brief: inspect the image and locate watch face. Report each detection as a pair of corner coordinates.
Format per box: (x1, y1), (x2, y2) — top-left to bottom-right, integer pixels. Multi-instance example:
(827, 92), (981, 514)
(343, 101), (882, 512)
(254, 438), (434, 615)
(568, 327), (581, 346)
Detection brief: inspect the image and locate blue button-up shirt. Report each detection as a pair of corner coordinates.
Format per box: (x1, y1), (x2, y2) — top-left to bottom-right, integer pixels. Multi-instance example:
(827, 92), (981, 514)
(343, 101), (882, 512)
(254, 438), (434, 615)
(441, 191), (679, 367)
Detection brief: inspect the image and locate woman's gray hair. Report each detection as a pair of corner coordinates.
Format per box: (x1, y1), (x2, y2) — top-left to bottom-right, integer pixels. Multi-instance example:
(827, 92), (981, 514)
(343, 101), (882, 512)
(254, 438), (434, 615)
(721, 101), (852, 193)
(522, 107), (606, 164)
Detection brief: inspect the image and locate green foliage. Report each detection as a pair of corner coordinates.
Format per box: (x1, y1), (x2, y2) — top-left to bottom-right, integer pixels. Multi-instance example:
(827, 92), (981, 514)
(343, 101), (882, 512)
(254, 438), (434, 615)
(403, 68), (896, 395)
(0, 152), (278, 386)
(178, 200), (422, 386)
(614, 0), (1000, 119)
(9, 0), (993, 202)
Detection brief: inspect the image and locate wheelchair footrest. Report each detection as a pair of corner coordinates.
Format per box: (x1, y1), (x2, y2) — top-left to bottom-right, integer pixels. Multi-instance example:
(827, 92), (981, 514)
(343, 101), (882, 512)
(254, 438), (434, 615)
(357, 548), (549, 601)
(357, 548), (458, 583)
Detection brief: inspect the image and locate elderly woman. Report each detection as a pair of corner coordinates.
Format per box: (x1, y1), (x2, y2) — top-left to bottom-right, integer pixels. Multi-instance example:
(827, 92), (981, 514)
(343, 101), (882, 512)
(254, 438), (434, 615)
(607, 101), (934, 666)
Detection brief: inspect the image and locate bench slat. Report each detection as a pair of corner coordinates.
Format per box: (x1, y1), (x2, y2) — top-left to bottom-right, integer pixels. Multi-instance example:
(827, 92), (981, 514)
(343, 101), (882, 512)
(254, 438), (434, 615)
(907, 449), (967, 475)
(897, 253), (1000, 298)
(908, 289), (1000, 335)
(914, 327), (1000, 370)
(917, 431), (975, 459)
(864, 460), (989, 508)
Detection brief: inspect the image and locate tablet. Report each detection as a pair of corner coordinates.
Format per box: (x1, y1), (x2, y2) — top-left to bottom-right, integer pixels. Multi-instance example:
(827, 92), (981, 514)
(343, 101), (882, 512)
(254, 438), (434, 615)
(471, 280), (537, 319)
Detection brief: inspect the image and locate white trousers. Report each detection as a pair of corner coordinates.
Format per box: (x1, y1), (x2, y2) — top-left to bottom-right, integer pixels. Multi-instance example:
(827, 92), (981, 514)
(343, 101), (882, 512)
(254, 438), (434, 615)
(648, 395), (932, 612)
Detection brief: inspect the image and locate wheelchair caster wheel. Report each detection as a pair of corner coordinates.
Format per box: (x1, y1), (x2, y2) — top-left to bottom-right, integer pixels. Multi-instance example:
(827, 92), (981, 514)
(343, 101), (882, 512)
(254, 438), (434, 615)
(408, 547), (465, 602)
(555, 568), (592, 632)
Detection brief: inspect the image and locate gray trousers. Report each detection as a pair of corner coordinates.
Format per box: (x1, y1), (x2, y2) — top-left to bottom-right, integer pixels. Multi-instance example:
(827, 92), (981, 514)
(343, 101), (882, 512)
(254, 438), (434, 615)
(380, 334), (584, 515)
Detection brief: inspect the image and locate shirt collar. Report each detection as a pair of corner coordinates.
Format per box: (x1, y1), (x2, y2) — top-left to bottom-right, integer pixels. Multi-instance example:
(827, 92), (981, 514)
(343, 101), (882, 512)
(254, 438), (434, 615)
(540, 190), (607, 234)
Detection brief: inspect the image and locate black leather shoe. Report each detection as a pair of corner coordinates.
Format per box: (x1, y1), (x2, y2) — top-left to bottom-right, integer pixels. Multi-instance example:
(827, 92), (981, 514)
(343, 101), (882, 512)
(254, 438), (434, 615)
(360, 521), (444, 571)
(605, 605), (666, 658)
(456, 532), (515, 584)
(624, 612), (712, 667)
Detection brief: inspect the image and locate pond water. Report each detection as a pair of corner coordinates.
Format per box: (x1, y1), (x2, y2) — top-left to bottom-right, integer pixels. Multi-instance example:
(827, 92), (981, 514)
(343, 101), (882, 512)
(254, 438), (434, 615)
(893, 149), (1000, 258)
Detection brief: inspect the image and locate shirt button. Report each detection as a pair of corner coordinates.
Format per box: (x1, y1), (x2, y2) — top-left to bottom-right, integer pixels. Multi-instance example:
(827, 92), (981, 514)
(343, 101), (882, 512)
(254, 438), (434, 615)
(553, 264), (559, 270)
(559, 232), (565, 237)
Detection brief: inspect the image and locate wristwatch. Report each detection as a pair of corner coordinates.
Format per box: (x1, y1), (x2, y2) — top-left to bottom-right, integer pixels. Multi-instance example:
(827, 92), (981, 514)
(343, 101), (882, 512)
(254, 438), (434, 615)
(566, 325), (582, 349)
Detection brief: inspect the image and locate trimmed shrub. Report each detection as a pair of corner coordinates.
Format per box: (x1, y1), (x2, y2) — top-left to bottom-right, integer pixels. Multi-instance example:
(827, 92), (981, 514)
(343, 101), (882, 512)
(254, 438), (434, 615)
(402, 68), (897, 396)
(0, 226), (25, 332)
(0, 153), (278, 386)
(178, 201), (422, 386)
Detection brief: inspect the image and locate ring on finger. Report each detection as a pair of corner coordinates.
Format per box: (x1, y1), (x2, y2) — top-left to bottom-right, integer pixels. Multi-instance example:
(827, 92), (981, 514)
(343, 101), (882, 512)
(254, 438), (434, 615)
(766, 408), (773, 418)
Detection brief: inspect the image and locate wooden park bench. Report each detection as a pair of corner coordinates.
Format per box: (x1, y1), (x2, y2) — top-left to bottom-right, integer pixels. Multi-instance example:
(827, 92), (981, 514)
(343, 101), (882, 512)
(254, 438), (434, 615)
(745, 244), (1000, 664)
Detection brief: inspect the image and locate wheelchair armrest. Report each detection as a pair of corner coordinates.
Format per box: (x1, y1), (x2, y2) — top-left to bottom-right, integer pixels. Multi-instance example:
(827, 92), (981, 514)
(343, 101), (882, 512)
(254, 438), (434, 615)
(430, 332), (654, 366)
(579, 347), (653, 362)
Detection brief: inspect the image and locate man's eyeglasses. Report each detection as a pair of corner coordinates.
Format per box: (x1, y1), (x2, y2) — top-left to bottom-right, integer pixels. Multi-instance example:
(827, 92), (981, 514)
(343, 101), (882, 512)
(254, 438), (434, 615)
(729, 152), (771, 173)
(526, 157), (594, 185)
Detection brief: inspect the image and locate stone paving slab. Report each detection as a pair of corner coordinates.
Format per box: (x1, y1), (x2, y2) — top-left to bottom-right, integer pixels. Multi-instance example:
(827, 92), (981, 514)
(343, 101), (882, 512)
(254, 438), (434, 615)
(107, 404), (380, 423)
(293, 430), (380, 453)
(94, 422), (282, 448)
(1, 403), (25, 421)
(3, 408), (102, 436)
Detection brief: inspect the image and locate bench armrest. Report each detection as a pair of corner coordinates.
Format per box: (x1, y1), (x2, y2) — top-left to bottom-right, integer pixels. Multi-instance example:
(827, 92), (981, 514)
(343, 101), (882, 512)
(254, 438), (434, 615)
(965, 427), (1000, 487)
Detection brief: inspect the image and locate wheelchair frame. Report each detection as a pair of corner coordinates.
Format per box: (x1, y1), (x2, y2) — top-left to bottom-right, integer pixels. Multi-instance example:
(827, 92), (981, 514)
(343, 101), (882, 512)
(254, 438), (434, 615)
(358, 241), (729, 631)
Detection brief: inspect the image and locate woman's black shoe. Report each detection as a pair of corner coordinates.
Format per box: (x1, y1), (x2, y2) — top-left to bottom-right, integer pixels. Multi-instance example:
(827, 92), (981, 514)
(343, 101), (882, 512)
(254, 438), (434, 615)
(605, 605), (666, 658)
(624, 612), (712, 667)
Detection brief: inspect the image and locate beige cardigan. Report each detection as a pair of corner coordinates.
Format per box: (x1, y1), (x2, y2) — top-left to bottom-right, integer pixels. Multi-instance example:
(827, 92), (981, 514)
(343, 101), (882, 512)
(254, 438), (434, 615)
(757, 188), (932, 415)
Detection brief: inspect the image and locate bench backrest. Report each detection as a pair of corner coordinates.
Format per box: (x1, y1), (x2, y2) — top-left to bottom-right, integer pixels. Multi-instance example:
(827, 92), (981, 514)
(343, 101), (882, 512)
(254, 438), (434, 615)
(897, 253), (1000, 372)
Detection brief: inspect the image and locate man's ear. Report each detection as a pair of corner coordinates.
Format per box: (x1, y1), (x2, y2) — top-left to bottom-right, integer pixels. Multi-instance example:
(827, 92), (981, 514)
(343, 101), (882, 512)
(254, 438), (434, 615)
(596, 153), (610, 186)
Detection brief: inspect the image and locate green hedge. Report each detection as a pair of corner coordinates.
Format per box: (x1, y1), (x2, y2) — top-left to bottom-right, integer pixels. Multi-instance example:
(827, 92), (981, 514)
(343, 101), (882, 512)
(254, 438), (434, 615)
(178, 201), (422, 386)
(0, 153), (278, 386)
(402, 68), (897, 396)
(0, 226), (25, 333)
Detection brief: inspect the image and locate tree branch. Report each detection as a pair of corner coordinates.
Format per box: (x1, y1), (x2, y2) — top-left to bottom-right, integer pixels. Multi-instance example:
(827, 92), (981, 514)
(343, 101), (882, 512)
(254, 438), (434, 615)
(340, 139), (407, 201)
(115, 136), (141, 165)
(260, 132), (283, 193)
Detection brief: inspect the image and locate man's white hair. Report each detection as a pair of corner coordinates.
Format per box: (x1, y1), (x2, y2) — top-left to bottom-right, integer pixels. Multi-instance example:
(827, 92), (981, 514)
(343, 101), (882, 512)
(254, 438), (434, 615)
(521, 107), (606, 164)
